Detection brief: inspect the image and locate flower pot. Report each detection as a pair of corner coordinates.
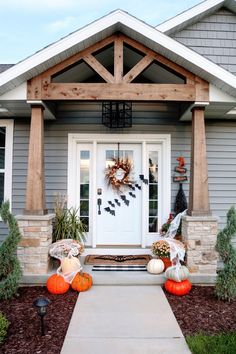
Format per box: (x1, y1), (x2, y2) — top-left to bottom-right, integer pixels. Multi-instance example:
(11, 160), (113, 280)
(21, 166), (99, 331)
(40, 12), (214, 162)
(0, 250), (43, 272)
(160, 257), (172, 270)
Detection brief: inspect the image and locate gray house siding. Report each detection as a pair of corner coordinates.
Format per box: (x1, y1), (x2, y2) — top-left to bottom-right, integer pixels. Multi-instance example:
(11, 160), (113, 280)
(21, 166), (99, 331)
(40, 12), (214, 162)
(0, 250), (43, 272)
(172, 8), (236, 75)
(0, 115), (236, 245)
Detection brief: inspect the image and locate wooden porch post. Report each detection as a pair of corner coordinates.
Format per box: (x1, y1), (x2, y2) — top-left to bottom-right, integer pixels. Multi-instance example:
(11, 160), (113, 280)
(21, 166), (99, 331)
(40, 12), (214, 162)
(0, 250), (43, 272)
(24, 104), (47, 215)
(188, 106), (211, 216)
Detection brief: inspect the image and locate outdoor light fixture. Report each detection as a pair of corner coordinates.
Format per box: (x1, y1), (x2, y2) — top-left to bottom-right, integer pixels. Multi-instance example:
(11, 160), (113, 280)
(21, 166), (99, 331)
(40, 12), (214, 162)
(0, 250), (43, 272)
(33, 297), (50, 336)
(102, 101), (132, 128)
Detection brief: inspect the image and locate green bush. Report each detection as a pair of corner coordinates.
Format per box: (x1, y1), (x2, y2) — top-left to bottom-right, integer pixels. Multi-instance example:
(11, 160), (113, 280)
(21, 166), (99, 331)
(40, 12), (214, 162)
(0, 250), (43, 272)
(215, 206), (236, 301)
(0, 201), (22, 300)
(0, 311), (9, 345)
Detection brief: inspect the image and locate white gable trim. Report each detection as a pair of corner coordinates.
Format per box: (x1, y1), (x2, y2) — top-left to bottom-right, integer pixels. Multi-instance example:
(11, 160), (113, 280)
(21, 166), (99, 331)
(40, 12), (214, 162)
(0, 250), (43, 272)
(1, 8), (236, 97)
(156, 0), (225, 33)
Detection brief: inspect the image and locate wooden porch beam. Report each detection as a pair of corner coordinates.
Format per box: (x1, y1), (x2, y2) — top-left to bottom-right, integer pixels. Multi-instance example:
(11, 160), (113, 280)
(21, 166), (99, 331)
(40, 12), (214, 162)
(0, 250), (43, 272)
(123, 55), (154, 83)
(41, 83), (196, 101)
(188, 107), (211, 216)
(25, 105), (47, 215)
(83, 54), (115, 83)
(114, 37), (123, 83)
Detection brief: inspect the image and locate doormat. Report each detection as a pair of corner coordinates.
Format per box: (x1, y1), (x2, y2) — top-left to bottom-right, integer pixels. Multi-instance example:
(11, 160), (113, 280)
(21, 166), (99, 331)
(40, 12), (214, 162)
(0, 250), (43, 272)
(84, 254), (152, 265)
(92, 265), (147, 271)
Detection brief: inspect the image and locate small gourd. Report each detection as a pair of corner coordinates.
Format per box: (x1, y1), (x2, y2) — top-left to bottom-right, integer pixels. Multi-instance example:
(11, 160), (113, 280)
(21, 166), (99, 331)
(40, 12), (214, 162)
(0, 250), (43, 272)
(46, 274), (70, 294)
(71, 272), (93, 292)
(165, 265), (189, 282)
(61, 256), (82, 275)
(147, 259), (165, 274)
(164, 279), (192, 296)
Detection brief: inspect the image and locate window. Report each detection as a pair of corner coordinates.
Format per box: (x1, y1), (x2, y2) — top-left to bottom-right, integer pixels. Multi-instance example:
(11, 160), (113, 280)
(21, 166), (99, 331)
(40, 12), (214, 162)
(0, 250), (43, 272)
(0, 120), (13, 209)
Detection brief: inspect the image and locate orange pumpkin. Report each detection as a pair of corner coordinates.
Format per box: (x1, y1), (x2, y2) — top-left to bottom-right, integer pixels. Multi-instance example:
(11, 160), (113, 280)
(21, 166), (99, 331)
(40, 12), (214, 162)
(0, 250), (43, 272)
(71, 272), (93, 292)
(46, 274), (70, 294)
(164, 279), (192, 296)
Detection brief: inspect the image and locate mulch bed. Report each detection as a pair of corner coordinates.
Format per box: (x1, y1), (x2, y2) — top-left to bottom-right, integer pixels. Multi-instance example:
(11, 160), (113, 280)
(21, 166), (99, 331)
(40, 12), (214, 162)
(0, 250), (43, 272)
(0, 287), (78, 354)
(1, 285), (236, 353)
(165, 285), (236, 336)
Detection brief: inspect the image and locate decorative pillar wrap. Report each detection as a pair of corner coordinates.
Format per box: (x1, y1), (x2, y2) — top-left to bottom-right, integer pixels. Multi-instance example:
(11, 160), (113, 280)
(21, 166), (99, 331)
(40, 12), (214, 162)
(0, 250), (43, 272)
(182, 215), (218, 274)
(17, 214), (54, 275)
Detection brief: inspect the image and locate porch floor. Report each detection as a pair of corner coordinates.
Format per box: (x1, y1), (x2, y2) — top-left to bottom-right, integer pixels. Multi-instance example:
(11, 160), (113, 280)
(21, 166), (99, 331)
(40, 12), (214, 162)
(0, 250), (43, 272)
(61, 285), (191, 354)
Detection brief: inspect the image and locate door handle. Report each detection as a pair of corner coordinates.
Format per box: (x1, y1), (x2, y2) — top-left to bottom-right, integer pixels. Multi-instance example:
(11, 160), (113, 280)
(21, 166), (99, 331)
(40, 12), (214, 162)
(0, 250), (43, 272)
(97, 198), (102, 215)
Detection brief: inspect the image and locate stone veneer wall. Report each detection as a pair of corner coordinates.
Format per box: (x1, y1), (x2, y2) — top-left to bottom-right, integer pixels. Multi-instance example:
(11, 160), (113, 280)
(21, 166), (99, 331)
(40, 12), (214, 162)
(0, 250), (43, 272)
(17, 214), (54, 275)
(182, 216), (219, 274)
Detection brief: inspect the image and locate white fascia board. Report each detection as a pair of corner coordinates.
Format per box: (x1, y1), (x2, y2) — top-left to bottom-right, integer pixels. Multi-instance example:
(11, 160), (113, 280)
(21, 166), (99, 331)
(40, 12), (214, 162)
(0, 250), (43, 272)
(156, 0), (224, 33)
(210, 84), (236, 102)
(1, 8), (236, 95)
(0, 82), (26, 100)
(0, 10), (124, 88)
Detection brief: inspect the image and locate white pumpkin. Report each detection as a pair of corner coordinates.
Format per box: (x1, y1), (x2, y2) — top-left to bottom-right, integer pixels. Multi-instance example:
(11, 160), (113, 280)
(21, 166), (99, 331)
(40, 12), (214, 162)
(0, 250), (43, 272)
(61, 256), (82, 274)
(147, 259), (165, 274)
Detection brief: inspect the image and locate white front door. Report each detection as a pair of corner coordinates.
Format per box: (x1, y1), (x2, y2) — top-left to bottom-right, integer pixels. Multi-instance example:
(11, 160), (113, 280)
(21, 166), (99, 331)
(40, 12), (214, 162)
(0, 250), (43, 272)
(96, 143), (142, 245)
(68, 134), (171, 249)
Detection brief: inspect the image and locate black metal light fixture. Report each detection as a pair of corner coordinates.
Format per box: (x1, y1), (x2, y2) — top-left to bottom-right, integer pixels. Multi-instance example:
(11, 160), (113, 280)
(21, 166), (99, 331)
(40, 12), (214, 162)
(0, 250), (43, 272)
(102, 101), (132, 128)
(33, 297), (50, 336)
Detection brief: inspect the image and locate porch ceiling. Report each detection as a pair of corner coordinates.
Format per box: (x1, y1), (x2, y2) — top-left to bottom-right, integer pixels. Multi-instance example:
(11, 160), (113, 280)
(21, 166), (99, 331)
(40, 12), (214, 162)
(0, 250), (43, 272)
(1, 100), (236, 121)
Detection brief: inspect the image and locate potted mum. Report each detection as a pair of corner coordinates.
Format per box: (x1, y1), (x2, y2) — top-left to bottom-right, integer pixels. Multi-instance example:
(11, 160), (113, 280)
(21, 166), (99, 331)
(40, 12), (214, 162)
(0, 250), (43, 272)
(151, 240), (172, 270)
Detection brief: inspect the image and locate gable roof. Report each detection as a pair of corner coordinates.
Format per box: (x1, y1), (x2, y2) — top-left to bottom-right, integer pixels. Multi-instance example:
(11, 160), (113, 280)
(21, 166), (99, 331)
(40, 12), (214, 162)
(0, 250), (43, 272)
(1, 9), (236, 98)
(0, 64), (14, 74)
(156, 0), (236, 34)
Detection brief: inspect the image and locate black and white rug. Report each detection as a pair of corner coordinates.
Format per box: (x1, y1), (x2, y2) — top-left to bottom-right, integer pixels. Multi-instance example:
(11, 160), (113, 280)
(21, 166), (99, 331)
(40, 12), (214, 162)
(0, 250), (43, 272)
(92, 265), (147, 271)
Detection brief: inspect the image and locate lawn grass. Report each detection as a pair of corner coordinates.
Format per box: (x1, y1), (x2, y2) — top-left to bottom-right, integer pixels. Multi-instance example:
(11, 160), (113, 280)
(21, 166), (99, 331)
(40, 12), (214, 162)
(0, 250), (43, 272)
(186, 332), (236, 354)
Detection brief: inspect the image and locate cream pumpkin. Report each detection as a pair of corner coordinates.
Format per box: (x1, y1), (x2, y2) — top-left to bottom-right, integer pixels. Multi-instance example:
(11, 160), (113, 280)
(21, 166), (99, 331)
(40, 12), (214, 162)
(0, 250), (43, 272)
(165, 265), (189, 282)
(61, 256), (82, 274)
(147, 259), (165, 274)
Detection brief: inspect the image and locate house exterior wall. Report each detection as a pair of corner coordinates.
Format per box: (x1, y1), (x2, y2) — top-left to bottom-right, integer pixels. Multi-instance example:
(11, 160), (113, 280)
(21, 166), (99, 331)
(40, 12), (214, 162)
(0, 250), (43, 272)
(172, 8), (236, 75)
(0, 114), (236, 248)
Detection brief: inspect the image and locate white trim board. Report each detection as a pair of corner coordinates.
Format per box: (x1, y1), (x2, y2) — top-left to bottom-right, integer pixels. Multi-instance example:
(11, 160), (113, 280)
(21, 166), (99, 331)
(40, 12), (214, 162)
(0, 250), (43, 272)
(67, 133), (171, 249)
(0, 119), (14, 213)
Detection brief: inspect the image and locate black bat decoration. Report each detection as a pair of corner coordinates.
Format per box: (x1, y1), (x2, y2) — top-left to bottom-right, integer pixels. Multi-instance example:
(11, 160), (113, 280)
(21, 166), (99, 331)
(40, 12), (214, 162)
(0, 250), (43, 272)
(129, 192), (136, 198)
(114, 199), (121, 206)
(139, 174), (144, 180)
(108, 201), (115, 208)
(104, 207), (111, 213)
(143, 179), (148, 185)
(135, 184), (141, 190)
(124, 199), (130, 206)
(110, 210), (115, 216)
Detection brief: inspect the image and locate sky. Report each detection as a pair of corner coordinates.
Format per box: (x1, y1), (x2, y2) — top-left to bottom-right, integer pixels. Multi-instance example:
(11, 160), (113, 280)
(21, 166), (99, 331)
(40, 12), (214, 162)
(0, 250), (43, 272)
(0, 0), (201, 64)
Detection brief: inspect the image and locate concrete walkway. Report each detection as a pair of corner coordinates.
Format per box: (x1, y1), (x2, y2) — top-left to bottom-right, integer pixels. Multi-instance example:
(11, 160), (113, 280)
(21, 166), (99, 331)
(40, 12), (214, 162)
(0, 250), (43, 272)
(61, 286), (191, 354)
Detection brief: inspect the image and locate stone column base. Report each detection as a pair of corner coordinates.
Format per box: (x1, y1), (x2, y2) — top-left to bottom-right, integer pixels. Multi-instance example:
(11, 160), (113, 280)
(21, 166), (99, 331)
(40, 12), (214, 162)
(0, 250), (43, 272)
(182, 215), (219, 274)
(16, 214), (55, 275)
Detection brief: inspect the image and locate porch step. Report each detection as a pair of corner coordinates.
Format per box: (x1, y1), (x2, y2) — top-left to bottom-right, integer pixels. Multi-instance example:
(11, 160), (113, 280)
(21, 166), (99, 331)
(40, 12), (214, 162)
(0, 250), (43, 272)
(20, 259), (217, 286)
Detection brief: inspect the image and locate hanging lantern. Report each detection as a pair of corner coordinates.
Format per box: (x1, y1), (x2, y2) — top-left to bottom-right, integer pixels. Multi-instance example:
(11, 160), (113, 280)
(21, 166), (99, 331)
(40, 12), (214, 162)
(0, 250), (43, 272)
(102, 101), (132, 128)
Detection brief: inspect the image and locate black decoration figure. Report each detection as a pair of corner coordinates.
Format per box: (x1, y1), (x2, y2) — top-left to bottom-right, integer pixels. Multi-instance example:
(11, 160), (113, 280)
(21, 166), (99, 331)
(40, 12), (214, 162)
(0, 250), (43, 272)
(174, 183), (187, 215)
(110, 210), (115, 216)
(114, 199), (121, 206)
(135, 184), (141, 190)
(108, 201), (115, 208)
(129, 192), (136, 198)
(143, 179), (148, 185)
(139, 174), (144, 181)
(104, 207), (111, 213)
